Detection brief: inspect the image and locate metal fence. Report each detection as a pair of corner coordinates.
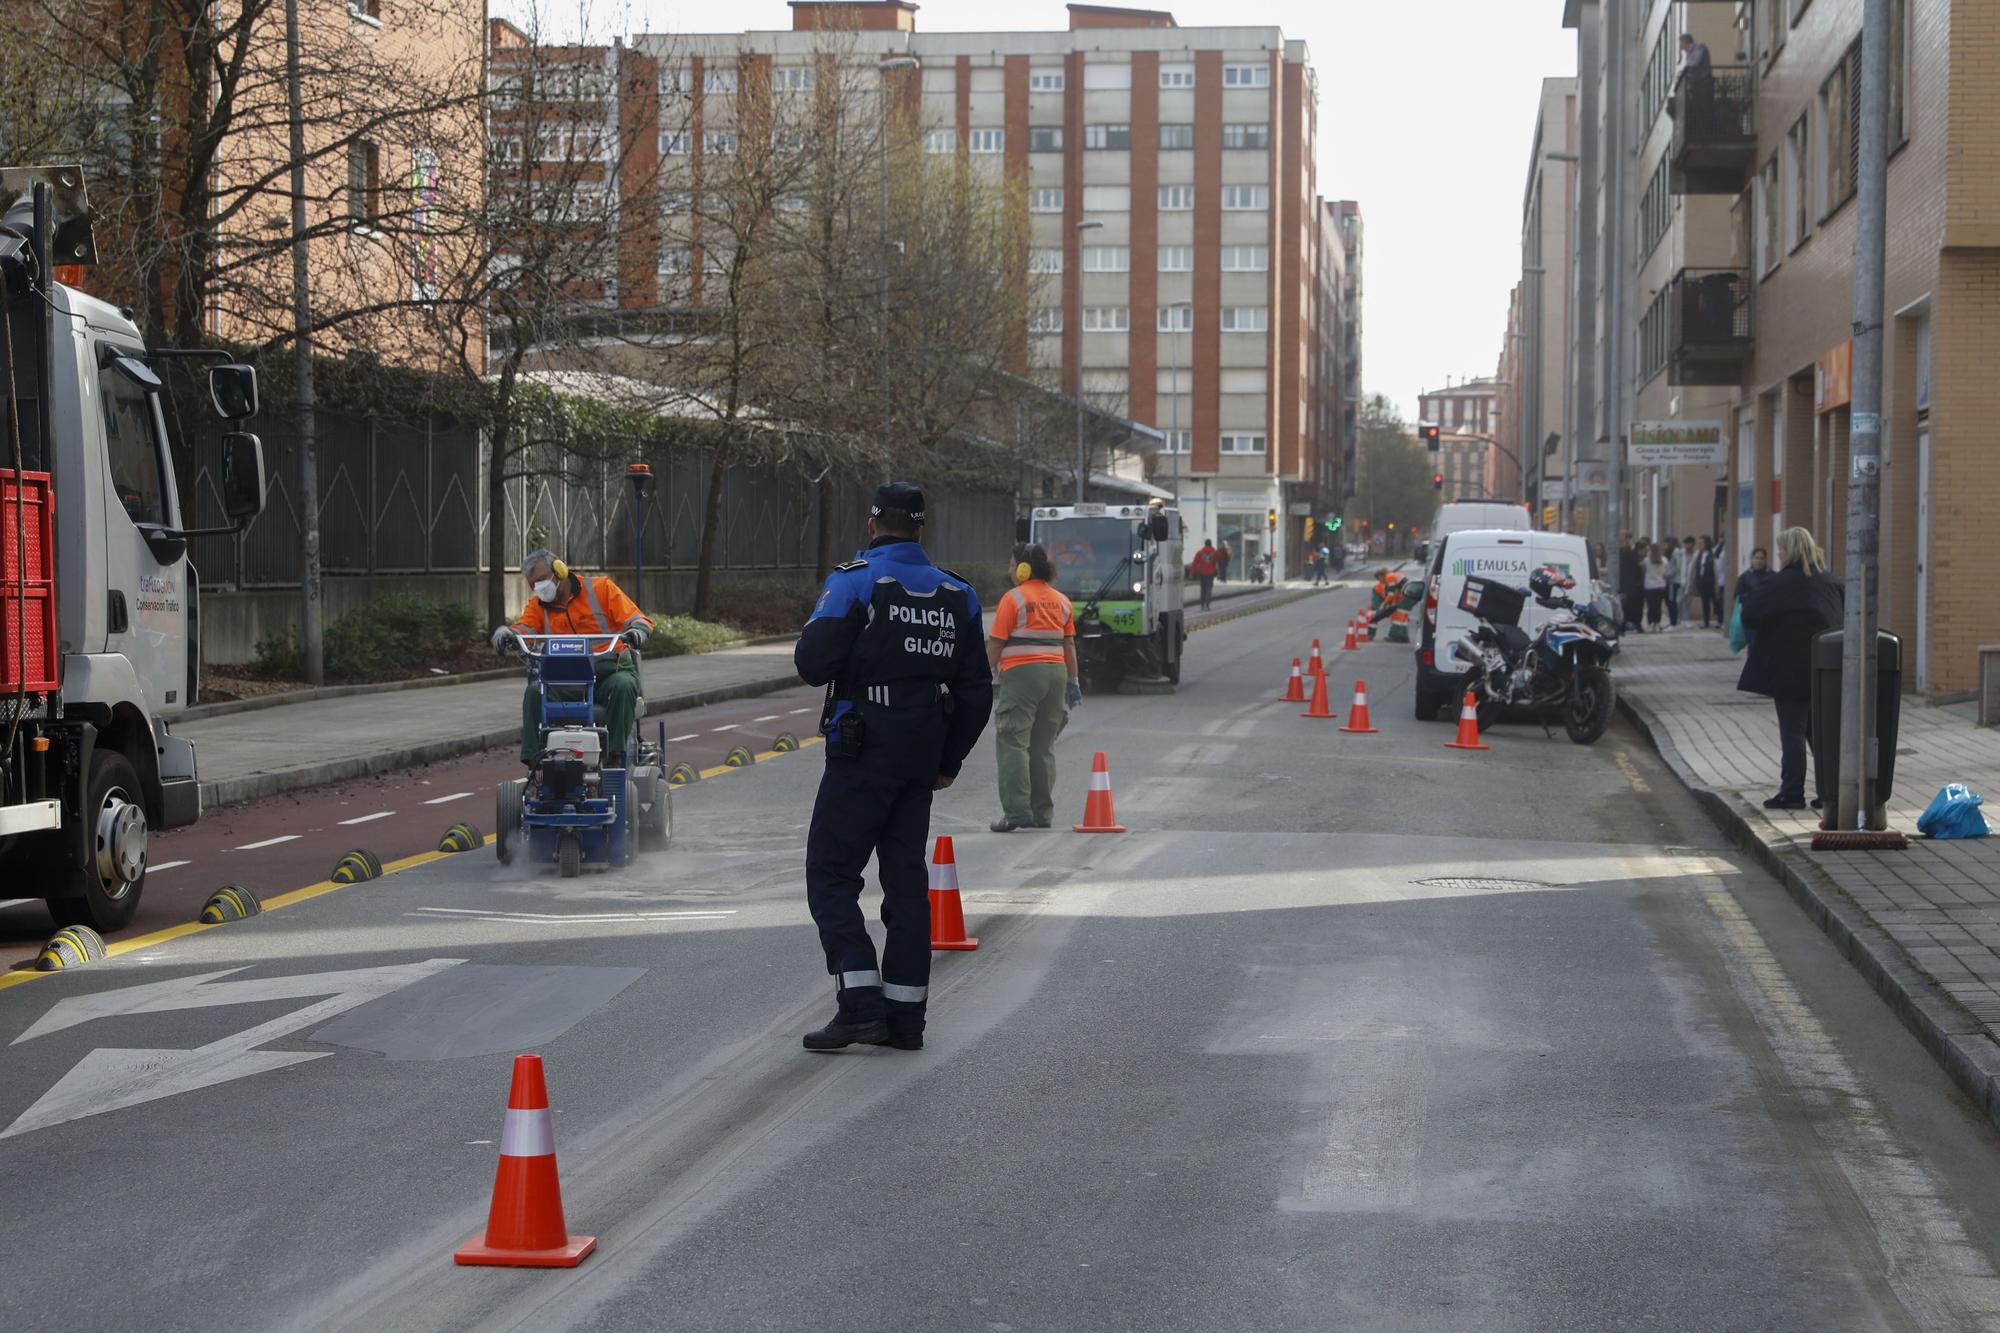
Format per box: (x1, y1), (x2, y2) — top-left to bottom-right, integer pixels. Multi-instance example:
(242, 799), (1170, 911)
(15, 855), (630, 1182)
(182, 411), (1015, 589)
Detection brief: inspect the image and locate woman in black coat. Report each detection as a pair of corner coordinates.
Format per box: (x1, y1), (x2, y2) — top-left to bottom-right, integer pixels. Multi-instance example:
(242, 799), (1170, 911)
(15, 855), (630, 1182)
(1737, 528), (1844, 809)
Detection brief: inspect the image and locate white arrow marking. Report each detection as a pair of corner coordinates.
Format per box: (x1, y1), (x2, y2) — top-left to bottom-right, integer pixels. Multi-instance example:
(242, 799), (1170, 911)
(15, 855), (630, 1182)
(2, 959), (465, 1138)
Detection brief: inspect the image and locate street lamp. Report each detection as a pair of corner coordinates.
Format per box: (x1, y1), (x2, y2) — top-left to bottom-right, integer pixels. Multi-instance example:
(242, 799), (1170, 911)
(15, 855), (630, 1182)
(624, 462), (655, 601)
(1165, 297), (1192, 502)
(876, 57), (919, 443)
(1073, 217), (1103, 504)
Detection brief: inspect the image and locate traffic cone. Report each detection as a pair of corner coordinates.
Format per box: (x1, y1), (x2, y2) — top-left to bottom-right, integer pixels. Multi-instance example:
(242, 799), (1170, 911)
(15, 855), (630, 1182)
(1301, 668), (1336, 719)
(454, 1055), (597, 1268)
(1307, 639), (1326, 678)
(1444, 691), (1490, 751)
(1073, 752), (1128, 833)
(1280, 657), (1306, 703)
(929, 835), (978, 951)
(1342, 619), (1358, 651)
(1339, 680), (1379, 734)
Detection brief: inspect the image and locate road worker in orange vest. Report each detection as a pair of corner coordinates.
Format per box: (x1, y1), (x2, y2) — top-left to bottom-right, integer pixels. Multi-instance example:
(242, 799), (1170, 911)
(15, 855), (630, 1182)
(985, 542), (1082, 832)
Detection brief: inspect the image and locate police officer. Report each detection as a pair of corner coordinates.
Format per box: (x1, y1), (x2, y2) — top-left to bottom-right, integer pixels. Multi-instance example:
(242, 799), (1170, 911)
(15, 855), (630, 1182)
(794, 483), (993, 1052)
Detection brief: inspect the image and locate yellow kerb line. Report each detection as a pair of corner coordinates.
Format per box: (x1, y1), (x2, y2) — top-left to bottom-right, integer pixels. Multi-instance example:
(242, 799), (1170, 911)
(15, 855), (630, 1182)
(0, 735), (825, 992)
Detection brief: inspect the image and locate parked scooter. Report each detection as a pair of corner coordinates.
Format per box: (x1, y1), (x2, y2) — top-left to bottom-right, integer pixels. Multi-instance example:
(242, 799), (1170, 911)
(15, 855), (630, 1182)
(1449, 568), (1620, 745)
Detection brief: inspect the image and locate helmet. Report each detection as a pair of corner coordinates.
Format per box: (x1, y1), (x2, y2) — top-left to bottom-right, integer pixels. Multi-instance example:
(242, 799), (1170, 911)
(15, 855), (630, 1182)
(1527, 567), (1574, 602)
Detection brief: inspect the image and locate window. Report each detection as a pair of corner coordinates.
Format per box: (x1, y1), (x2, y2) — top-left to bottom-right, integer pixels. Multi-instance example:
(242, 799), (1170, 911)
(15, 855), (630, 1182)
(1158, 245), (1193, 272)
(1158, 184), (1194, 211)
(1158, 304), (1194, 332)
(1029, 248), (1063, 274)
(1084, 124), (1130, 150)
(1028, 186), (1063, 213)
(923, 129), (955, 154)
(1222, 64), (1270, 88)
(1159, 63), (1194, 89)
(772, 128), (810, 153)
(1760, 0), (1787, 65)
(1158, 429), (1192, 454)
(1758, 154), (1781, 275)
(1221, 185), (1269, 210)
(1029, 69), (1064, 93)
(1029, 126), (1063, 152)
(1786, 111), (1811, 250)
(1028, 307), (1063, 333)
(1641, 22), (1677, 126)
(1220, 306), (1267, 332)
(659, 247), (693, 274)
(661, 131), (691, 155)
(347, 140), (381, 226)
(1082, 245), (1129, 272)
(347, 0), (380, 22)
(1639, 285), (1669, 384)
(1221, 123), (1270, 150)
(99, 355), (168, 526)
(703, 68), (737, 94)
(1159, 123), (1194, 150)
(1822, 45), (1859, 215)
(493, 135), (522, 163)
(703, 130), (737, 155)
(1637, 155), (1672, 261)
(1082, 62), (1131, 91)
(969, 128), (1004, 154)
(661, 69), (692, 97)
(1220, 244), (1268, 271)
(1082, 306), (1129, 332)
(1082, 186), (1129, 212)
(772, 65), (814, 92)
(1220, 432), (1267, 454)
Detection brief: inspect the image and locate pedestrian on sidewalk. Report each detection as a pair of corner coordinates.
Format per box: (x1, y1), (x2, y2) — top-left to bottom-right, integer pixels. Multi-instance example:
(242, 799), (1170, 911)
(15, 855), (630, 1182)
(1190, 539), (1219, 611)
(1737, 527), (1843, 811)
(1693, 536), (1720, 628)
(1311, 545), (1330, 586)
(986, 544), (1080, 834)
(1662, 534), (1684, 628)
(1619, 533), (1645, 633)
(493, 549), (652, 768)
(1642, 541), (1670, 629)
(1678, 536), (1701, 625)
(1217, 539), (1233, 583)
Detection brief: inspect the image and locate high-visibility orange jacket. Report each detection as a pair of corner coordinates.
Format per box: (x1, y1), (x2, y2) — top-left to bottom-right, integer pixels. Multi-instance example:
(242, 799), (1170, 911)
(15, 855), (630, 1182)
(988, 579), (1075, 671)
(511, 573), (652, 654)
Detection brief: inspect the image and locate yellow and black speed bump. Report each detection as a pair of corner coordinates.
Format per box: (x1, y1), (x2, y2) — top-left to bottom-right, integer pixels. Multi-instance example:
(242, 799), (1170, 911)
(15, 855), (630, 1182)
(438, 821), (482, 854)
(35, 925), (107, 971)
(667, 762), (699, 786)
(331, 849), (384, 884)
(771, 732), (800, 753)
(724, 745), (756, 768)
(198, 885), (263, 924)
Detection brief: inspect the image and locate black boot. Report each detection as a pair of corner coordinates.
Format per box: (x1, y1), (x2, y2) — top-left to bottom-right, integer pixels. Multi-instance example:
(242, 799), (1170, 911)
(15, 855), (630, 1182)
(803, 984), (887, 1051)
(881, 998), (925, 1052)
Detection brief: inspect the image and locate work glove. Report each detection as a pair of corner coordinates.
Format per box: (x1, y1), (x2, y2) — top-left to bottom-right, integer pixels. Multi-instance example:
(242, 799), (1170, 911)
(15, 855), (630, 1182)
(1065, 681), (1084, 710)
(491, 626), (518, 657)
(621, 624), (650, 651)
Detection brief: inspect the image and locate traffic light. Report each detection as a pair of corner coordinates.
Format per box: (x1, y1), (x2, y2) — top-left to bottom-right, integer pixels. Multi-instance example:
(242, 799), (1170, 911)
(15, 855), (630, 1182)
(1266, 507), (1277, 531)
(1387, 522), (1396, 532)
(1432, 472), (1444, 492)
(1323, 516), (1343, 533)
(1420, 423), (1441, 452)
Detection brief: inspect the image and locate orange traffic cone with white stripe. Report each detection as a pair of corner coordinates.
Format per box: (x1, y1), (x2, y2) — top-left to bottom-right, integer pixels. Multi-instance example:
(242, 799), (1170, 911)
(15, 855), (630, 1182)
(1444, 690), (1490, 751)
(1073, 751), (1128, 833)
(1339, 679), (1379, 734)
(1307, 639), (1326, 679)
(1280, 657), (1305, 703)
(929, 835), (978, 951)
(1301, 668), (1336, 719)
(1342, 619), (1359, 651)
(455, 1054), (596, 1268)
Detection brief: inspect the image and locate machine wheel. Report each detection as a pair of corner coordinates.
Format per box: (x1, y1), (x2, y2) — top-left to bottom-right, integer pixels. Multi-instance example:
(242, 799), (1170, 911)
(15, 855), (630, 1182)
(558, 833), (582, 879)
(640, 774), (673, 851)
(495, 779), (523, 866)
(47, 751), (147, 933)
(1565, 668), (1615, 745)
(1161, 624), (1182, 684)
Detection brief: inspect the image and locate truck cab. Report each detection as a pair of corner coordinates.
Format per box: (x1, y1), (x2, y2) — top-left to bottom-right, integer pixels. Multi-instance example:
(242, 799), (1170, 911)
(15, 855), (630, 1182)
(1, 166), (267, 931)
(1028, 502), (1185, 692)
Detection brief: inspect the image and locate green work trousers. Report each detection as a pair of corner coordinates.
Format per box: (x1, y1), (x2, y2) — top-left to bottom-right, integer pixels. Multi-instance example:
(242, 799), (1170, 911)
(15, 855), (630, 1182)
(521, 651), (642, 764)
(994, 661), (1069, 824)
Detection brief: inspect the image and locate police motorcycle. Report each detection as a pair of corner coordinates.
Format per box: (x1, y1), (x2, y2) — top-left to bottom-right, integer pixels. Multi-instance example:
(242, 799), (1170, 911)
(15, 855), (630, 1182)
(493, 632), (671, 876)
(1448, 568), (1620, 745)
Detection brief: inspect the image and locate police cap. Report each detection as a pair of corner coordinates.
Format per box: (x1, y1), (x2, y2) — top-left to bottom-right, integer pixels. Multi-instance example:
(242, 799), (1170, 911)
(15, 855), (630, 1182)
(871, 482), (926, 525)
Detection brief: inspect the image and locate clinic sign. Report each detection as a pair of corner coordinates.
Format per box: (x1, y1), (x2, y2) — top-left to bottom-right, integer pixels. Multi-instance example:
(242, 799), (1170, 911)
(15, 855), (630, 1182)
(1629, 421), (1729, 467)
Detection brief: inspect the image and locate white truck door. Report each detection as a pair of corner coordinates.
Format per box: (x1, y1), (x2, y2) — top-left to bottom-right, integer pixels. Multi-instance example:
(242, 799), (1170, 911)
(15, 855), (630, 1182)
(94, 342), (192, 714)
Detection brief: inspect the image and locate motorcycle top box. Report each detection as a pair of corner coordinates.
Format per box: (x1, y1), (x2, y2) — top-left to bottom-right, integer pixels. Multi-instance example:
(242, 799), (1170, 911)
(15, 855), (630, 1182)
(1456, 576), (1528, 627)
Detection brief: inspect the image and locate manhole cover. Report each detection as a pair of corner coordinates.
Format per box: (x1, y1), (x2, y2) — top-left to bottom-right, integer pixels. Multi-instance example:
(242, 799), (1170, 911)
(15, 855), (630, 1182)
(1413, 877), (1551, 893)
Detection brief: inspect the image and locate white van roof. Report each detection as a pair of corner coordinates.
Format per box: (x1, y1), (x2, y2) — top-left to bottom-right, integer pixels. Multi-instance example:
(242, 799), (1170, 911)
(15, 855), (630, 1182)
(1432, 501), (1531, 537)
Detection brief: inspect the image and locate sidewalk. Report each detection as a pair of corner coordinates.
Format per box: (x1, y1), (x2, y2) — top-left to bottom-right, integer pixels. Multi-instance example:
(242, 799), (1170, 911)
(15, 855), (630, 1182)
(1617, 626), (2000, 1123)
(183, 639), (804, 809)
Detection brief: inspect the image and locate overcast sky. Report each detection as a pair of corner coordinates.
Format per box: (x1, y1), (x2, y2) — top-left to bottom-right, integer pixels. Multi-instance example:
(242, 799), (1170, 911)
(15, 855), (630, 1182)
(505, 0), (1578, 422)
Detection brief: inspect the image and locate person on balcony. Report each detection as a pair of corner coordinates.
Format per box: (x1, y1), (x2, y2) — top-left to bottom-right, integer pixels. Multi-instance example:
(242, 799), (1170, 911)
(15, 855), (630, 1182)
(1677, 33), (1715, 135)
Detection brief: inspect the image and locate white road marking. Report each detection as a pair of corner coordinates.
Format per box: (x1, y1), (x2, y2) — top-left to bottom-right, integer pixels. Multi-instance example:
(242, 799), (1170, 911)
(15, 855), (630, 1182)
(423, 791), (472, 806)
(711, 724), (739, 732)
(339, 811), (396, 826)
(234, 835), (300, 851)
(668, 734), (699, 743)
(148, 860), (191, 873)
(754, 714), (782, 722)
(787, 707), (815, 715)
(411, 906), (736, 924)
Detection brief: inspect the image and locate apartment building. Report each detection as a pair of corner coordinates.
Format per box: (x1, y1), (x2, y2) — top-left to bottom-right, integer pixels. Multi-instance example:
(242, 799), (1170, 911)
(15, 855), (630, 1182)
(1417, 378), (1505, 502)
(1509, 77), (1577, 529)
(1558, 0), (2000, 695)
(618, 1), (1353, 579)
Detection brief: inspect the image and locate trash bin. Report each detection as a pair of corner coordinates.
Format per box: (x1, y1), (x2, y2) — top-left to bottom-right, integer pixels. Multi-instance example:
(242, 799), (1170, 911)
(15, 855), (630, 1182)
(1809, 628), (1903, 813)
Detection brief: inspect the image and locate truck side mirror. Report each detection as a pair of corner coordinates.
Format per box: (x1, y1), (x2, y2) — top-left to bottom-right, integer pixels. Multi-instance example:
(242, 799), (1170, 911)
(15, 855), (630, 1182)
(209, 364), (259, 420)
(1149, 513), (1170, 542)
(221, 431), (267, 520)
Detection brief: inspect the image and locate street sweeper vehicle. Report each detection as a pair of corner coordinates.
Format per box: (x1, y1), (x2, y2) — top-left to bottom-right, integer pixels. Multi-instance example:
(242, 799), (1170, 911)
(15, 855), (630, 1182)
(1028, 502), (1186, 693)
(0, 166), (268, 930)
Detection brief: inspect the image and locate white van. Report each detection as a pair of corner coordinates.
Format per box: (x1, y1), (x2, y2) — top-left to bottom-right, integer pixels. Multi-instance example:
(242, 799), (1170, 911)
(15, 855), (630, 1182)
(1411, 528), (1601, 719)
(1430, 500), (1531, 545)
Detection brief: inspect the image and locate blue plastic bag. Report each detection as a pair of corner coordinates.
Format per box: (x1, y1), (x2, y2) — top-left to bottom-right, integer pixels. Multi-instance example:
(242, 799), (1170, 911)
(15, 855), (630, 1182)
(1917, 784), (1991, 839)
(1727, 601), (1748, 653)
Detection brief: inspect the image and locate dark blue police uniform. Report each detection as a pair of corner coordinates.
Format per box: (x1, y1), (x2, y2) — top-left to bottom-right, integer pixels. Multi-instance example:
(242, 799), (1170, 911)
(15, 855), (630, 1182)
(794, 485), (993, 1051)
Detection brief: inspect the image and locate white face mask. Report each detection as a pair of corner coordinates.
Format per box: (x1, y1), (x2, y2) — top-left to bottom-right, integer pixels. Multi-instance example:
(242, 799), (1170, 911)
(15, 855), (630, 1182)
(533, 578), (560, 604)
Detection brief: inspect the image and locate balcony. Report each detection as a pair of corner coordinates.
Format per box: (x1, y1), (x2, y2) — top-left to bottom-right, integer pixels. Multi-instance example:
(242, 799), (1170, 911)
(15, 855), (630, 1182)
(1665, 267), (1751, 386)
(1669, 65), (1756, 194)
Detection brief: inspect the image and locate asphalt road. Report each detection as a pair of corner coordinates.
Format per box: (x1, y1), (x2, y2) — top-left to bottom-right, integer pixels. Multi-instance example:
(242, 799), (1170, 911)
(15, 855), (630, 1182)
(4, 588), (2000, 1331)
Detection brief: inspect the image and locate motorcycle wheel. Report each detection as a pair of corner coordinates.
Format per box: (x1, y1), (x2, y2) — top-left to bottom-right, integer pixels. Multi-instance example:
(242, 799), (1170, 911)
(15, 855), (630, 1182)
(1565, 668), (1615, 745)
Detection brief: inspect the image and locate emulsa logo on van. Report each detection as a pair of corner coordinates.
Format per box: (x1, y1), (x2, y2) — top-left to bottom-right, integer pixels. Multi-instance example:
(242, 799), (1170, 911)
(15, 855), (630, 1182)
(1449, 556), (1574, 579)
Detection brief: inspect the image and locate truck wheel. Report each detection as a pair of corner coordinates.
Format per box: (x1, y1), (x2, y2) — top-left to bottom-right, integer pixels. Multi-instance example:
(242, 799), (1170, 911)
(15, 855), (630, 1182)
(1413, 682), (1439, 721)
(558, 833), (582, 879)
(1161, 627), (1182, 684)
(47, 751), (147, 933)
